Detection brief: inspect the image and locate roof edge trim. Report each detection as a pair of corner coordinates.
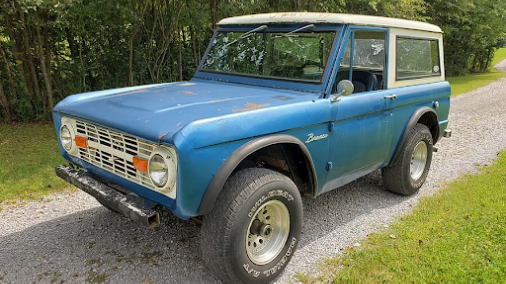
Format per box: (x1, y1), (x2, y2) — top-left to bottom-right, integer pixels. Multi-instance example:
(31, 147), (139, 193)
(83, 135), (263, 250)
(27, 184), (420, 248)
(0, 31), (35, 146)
(218, 12), (443, 33)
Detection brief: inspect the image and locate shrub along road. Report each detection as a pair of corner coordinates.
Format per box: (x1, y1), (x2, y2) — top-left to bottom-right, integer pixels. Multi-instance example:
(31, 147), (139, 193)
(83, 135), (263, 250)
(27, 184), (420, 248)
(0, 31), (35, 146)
(1, 61), (506, 283)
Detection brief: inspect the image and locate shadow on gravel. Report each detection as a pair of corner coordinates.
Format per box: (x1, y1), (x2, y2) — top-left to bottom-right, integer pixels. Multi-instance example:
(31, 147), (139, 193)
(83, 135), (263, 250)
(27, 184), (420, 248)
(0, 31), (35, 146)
(0, 171), (408, 284)
(0, 206), (217, 284)
(297, 170), (409, 249)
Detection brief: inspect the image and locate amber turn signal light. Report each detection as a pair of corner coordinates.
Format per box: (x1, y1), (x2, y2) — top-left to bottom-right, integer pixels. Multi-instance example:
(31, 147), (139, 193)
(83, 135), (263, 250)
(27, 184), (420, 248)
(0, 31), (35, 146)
(75, 136), (87, 148)
(133, 156), (148, 172)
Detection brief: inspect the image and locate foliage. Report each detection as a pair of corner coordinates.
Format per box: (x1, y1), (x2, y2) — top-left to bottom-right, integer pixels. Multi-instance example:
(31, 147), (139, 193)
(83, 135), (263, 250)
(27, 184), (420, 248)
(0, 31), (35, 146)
(426, 0), (506, 76)
(0, 122), (70, 203)
(0, 0), (505, 122)
(303, 150), (506, 283)
(448, 47), (506, 97)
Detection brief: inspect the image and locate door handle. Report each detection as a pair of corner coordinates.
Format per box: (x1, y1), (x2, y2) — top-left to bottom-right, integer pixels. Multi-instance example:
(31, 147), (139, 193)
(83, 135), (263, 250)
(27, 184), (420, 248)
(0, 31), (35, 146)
(383, 94), (397, 100)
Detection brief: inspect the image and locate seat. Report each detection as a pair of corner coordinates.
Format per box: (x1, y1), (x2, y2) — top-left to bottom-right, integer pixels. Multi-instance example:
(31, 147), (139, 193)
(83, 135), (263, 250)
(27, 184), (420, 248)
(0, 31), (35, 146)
(334, 70), (378, 93)
(351, 71), (378, 93)
(352, 80), (368, 93)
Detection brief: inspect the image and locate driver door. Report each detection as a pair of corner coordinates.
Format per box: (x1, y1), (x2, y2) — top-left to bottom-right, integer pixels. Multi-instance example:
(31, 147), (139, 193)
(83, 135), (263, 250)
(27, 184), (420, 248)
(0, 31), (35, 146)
(322, 28), (396, 193)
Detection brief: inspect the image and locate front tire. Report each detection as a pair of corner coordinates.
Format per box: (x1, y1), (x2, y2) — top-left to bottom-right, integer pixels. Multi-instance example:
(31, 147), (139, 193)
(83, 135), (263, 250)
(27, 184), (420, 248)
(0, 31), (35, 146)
(382, 123), (433, 195)
(201, 168), (302, 284)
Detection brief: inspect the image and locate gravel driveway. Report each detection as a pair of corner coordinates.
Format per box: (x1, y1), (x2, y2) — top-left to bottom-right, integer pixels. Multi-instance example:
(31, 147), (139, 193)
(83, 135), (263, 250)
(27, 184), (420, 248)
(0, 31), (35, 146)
(2, 60), (506, 284)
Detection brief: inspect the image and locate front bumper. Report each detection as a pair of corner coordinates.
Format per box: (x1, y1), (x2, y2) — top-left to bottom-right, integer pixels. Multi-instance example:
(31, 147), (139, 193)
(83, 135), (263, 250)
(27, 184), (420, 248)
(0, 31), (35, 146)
(55, 165), (160, 228)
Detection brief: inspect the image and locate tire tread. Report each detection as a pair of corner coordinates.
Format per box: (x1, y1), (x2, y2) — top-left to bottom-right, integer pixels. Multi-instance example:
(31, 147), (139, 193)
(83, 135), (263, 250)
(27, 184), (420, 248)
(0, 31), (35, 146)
(201, 168), (299, 284)
(382, 123), (433, 195)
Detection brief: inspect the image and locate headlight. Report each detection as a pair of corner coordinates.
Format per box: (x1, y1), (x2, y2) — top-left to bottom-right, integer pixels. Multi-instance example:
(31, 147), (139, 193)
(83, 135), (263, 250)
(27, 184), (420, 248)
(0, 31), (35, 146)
(148, 148), (177, 191)
(60, 125), (73, 151)
(149, 154), (169, 187)
(60, 118), (78, 155)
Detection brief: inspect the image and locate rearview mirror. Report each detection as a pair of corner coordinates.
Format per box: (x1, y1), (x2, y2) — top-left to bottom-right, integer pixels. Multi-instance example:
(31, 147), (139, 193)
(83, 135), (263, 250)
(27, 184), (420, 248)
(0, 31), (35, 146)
(331, 80), (354, 103)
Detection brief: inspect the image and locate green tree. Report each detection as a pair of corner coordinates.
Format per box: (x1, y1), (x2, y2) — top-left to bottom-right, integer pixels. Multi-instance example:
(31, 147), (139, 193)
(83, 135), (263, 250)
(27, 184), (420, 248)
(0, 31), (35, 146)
(426, 0), (506, 75)
(0, 0), (504, 122)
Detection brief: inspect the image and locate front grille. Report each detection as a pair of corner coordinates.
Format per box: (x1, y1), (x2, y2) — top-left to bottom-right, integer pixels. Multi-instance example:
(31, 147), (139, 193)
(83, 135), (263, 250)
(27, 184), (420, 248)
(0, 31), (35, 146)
(74, 120), (156, 189)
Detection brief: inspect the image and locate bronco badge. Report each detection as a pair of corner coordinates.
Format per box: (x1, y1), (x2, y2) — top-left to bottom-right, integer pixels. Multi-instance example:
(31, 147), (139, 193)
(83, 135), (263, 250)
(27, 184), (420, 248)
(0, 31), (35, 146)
(305, 133), (328, 143)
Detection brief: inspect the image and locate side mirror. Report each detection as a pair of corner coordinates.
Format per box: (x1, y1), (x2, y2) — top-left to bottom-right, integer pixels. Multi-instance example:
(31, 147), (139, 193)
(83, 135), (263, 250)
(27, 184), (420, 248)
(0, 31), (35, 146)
(331, 80), (354, 103)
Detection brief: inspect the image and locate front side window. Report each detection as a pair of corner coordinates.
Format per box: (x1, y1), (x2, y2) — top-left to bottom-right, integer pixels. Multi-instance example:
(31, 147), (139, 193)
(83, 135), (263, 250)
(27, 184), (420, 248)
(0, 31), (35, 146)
(341, 34), (385, 70)
(201, 29), (337, 82)
(396, 37), (441, 80)
(334, 30), (387, 93)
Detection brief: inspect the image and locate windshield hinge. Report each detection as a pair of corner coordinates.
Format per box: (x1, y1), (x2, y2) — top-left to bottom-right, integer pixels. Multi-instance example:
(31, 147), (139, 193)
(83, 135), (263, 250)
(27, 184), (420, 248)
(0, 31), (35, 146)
(328, 122), (334, 133)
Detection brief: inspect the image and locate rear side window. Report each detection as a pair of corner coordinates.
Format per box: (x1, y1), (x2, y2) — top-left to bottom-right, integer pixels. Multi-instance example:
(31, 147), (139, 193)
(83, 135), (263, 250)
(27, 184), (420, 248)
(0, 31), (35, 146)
(396, 37), (440, 80)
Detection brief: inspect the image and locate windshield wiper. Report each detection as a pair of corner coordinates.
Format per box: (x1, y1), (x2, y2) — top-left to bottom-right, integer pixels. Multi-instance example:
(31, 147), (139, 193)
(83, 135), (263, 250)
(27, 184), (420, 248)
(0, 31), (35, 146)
(223, 25), (268, 48)
(273, 24), (315, 39)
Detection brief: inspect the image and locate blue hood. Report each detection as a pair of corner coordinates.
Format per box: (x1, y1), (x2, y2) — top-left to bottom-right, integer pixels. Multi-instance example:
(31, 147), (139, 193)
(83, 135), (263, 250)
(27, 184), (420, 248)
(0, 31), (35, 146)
(54, 79), (322, 144)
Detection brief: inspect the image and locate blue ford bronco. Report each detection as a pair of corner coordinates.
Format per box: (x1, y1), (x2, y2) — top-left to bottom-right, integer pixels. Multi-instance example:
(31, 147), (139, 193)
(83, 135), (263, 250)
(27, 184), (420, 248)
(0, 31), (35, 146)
(54, 12), (451, 284)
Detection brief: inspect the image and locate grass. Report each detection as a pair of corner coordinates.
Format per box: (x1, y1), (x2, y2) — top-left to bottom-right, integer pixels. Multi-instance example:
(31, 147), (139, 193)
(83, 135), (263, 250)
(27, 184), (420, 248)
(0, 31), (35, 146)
(447, 71), (506, 97)
(491, 47), (506, 67)
(306, 151), (506, 283)
(448, 48), (506, 97)
(0, 122), (70, 204)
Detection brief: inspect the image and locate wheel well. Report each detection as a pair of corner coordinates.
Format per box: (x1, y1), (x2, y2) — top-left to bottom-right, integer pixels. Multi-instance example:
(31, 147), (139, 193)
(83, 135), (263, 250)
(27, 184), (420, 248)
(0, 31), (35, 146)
(234, 143), (315, 197)
(417, 111), (439, 144)
(388, 107), (439, 168)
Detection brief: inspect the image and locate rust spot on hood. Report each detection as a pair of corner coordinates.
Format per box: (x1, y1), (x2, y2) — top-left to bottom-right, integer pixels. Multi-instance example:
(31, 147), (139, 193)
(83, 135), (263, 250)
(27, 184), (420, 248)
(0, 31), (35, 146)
(131, 88), (148, 93)
(178, 90), (196, 95)
(233, 102), (270, 113)
(273, 95), (294, 101)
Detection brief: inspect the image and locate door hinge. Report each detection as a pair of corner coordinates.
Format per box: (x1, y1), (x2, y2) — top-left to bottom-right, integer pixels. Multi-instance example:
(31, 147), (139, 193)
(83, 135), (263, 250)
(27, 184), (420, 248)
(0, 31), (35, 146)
(328, 122), (334, 133)
(326, 161), (333, 171)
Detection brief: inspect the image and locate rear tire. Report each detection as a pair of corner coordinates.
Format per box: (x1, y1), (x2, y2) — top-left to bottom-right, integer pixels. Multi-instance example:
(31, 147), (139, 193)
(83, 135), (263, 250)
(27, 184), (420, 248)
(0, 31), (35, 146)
(382, 123), (433, 196)
(201, 168), (302, 284)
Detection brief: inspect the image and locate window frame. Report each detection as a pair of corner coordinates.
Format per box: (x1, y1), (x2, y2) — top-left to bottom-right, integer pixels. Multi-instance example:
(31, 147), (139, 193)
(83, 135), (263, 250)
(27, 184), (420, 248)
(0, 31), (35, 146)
(395, 35), (441, 81)
(330, 26), (389, 94)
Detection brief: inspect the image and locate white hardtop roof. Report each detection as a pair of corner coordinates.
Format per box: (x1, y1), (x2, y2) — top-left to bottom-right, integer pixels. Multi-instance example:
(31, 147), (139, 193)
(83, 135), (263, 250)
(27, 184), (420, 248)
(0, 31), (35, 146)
(218, 12), (443, 33)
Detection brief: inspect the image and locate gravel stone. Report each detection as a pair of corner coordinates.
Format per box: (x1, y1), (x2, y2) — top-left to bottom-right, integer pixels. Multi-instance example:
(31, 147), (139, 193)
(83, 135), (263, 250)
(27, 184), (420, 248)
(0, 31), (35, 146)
(2, 60), (506, 284)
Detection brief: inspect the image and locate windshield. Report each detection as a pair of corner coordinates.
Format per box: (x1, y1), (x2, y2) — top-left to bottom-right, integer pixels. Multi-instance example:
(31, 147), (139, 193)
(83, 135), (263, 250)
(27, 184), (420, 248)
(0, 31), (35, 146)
(201, 29), (337, 82)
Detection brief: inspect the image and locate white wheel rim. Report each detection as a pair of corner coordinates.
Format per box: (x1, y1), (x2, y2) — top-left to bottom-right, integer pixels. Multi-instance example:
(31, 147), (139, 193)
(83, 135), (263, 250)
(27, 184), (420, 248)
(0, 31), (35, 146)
(410, 141), (428, 180)
(246, 200), (290, 265)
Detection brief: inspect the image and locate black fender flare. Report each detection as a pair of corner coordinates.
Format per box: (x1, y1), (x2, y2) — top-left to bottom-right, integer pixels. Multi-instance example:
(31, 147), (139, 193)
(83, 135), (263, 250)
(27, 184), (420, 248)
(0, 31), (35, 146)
(197, 134), (317, 216)
(388, 106), (439, 167)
